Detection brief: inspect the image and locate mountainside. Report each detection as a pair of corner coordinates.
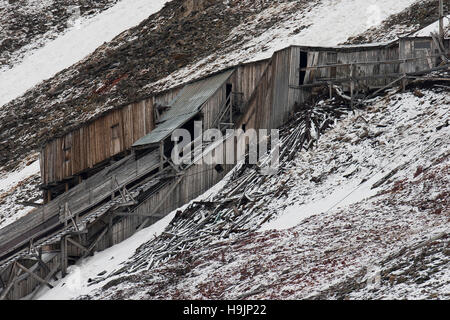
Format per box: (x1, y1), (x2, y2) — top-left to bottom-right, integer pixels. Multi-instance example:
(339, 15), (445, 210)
(36, 82), (449, 300)
(0, 0), (448, 301)
(1, 0), (438, 233)
(0, 0), (120, 70)
(0, 0), (432, 173)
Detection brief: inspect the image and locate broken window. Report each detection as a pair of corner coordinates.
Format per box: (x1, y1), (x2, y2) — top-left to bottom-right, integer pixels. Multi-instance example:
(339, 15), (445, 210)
(414, 41), (431, 49)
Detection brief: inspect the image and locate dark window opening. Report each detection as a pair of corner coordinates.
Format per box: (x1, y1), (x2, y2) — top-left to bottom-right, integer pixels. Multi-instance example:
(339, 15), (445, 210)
(226, 83), (233, 98)
(111, 124), (120, 140)
(299, 51), (308, 85)
(226, 83), (233, 111)
(215, 164), (224, 173)
(242, 123), (246, 132)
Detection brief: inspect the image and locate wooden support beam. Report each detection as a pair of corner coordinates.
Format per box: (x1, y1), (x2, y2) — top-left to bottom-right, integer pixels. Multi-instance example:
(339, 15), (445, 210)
(67, 229), (88, 236)
(60, 237), (68, 278)
(0, 280), (15, 300)
(82, 227), (109, 259)
(136, 175), (185, 233)
(36, 258), (59, 282)
(29, 261), (60, 300)
(0, 273), (5, 289)
(114, 211), (167, 218)
(18, 201), (43, 208)
(160, 141), (165, 171)
(15, 262), (54, 289)
(108, 216), (114, 248)
(6, 263), (18, 289)
(439, 0), (444, 41)
(67, 237), (90, 254)
(0, 263), (21, 300)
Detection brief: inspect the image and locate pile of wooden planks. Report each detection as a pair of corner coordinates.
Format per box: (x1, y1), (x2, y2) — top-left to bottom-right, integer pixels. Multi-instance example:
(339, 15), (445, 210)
(103, 94), (360, 279)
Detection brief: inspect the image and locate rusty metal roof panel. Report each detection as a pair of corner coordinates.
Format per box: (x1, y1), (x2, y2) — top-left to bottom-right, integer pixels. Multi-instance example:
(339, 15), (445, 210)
(133, 70), (233, 147)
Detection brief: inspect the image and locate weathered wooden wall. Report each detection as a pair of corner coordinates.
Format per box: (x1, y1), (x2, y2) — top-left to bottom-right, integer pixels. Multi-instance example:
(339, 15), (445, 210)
(2, 253), (60, 300)
(237, 57), (275, 131)
(235, 60), (270, 103)
(41, 98), (154, 186)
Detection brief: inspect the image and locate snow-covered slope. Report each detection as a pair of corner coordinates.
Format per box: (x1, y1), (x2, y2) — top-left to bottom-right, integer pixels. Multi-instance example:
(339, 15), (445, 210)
(0, 156), (41, 230)
(151, 0), (420, 91)
(35, 84), (449, 300)
(0, 0), (120, 70)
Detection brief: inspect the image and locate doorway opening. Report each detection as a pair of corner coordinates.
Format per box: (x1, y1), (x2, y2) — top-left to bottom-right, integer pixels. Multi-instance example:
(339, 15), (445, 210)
(299, 51), (308, 85)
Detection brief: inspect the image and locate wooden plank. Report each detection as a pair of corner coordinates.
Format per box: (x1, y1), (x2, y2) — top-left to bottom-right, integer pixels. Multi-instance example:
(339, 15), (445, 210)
(15, 262), (53, 289)
(82, 227), (109, 259)
(67, 238), (89, 254)
(29, 261), (60, 300)
(0, 279), (15, 300)
(60, 237), (67, 278)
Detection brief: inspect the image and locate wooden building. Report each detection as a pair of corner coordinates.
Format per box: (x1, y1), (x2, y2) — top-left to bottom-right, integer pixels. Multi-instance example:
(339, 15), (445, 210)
(40, 99), (155, 201)
(38, 37), (448, 203)
(39, 60), (269, 202)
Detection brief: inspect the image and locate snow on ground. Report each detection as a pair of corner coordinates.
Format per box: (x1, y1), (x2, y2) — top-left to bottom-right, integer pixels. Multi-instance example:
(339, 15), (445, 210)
(0, 157), (41, 229)
(0, 159), (39, 194)
(0, 0), (169, 108)
(82, 87), (449, 300)
(26, 87), (450, 300)
(261, 91), (449, 232)
(149, 0), (420, 92)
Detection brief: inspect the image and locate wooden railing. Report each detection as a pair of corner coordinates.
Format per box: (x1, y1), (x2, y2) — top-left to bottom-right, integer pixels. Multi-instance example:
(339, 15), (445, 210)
(0, 150), (161, 259)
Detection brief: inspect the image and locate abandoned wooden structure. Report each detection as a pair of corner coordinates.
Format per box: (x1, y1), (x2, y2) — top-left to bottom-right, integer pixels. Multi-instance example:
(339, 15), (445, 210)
(1, 32), (448, 299)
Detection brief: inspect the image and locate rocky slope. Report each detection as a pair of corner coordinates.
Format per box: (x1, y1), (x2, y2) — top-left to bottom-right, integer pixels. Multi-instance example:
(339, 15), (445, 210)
(0, 0), (119, 70)
(344, 0), (449, 44)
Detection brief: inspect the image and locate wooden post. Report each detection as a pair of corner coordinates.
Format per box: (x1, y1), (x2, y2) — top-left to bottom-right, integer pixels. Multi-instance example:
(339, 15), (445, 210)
(160, 140), (165, 171)
(350, 64), (355, 108)
(15, 262), (54, 289)
(229, 94), (233, 124)
(439, 0), (444, 41)
(60, 236), (67, 278)
(108, 216), (114, 247)
(0, 273), (5, 289)
(328, 81), (333, 99)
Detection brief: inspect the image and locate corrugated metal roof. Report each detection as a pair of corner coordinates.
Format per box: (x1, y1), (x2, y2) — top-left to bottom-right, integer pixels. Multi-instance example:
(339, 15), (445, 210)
(133, 70), (234, 147)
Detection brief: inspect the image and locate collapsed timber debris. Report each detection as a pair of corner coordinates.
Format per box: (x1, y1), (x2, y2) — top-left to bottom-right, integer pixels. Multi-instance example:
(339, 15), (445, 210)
(95, 90), (360, 282)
